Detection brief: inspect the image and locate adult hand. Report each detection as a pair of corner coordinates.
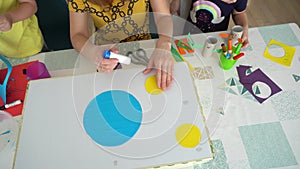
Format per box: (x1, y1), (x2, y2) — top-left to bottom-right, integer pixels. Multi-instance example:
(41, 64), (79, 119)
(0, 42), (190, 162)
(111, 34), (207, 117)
(0, 14), (13, 32)
(95, 46), (119, 73)
(143, 39), (174, 90)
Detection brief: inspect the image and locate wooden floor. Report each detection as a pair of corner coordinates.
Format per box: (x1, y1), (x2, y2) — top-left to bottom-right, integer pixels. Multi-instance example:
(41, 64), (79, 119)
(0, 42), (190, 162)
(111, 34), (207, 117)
(229, 0), (300, 28)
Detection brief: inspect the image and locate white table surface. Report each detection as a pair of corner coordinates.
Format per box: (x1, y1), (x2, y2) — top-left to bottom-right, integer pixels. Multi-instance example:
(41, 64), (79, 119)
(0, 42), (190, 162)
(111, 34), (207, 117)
(1, 23), (300, 169)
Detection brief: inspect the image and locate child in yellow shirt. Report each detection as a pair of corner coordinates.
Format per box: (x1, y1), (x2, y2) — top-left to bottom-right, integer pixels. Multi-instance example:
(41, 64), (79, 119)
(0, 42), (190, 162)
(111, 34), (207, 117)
(0, 0), (43, 58)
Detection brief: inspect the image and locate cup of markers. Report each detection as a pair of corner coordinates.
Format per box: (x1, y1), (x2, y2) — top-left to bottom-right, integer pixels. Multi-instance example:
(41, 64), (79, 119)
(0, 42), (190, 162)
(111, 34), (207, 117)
(219, 38), (244, 70)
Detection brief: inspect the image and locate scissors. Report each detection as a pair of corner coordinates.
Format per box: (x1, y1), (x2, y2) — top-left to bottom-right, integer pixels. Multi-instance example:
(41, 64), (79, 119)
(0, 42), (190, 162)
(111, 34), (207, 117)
(126, 48), (149, 66)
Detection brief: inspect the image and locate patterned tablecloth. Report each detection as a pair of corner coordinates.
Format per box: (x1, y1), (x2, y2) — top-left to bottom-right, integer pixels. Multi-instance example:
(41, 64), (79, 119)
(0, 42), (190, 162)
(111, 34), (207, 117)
(1, 23), (300, 169)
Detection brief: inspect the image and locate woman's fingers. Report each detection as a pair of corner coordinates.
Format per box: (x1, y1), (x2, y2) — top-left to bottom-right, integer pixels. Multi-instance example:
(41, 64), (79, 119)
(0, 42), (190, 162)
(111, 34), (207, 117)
(97, 58), (119, 73)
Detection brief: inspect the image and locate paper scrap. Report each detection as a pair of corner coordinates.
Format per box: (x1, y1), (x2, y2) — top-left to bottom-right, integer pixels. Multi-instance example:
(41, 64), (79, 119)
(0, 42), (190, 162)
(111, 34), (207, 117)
(264, 39), (296, 67)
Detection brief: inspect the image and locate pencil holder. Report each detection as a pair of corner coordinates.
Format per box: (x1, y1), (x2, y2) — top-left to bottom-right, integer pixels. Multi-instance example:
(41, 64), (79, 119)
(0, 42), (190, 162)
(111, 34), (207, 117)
(219, 52), (237, 70)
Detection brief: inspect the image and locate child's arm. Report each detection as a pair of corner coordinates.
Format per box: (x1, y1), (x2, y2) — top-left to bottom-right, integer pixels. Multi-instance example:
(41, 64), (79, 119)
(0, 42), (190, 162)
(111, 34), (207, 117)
(170, 0), (181, 16)
(0, 0), (37, 31)
(232, 10), (249, 47)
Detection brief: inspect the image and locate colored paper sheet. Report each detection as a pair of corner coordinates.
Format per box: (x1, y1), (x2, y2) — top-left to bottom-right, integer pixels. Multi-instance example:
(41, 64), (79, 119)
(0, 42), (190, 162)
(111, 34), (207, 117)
(264, 39), (296, 67)
(187, 33), (204, 49)
(171, 45), (184, 62)
(0, 60), (38, 116)
(292, 74), (300, 82)
(239, 122), (297, 169)
(170, 45), (195, 70)
(237, 65), (282, 103)
(174, 38), (195, 55)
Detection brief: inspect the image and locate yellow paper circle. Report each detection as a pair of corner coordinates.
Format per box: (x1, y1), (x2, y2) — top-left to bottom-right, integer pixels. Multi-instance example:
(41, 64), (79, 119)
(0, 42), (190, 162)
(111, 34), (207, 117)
(145, 75), (163, 95)
(175, 124), (201, 148)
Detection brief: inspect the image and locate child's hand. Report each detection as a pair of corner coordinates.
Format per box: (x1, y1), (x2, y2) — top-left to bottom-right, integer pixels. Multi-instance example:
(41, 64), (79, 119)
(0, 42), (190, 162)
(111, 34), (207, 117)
(143, 39), (174, 90)
(170, 0), (180, 16)
(241, 30), (249, 48)
(0, 14), (13, 32)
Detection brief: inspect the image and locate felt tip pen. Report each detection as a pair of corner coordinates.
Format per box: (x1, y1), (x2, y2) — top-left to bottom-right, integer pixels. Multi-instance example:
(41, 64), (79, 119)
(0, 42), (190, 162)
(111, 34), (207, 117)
(233, 53), (245, 60)
(234, 42), (243, 54)
(225, 53), (231, 59)
(0, 100), (22, 110)
(228, 38), (232, 53)
(238, 38), (242, 43)
(221, 43), (227, 55)
(103, 50), (131, 65)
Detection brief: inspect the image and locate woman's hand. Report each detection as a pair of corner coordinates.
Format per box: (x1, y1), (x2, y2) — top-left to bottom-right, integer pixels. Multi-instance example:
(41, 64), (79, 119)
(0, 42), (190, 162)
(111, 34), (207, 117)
(96, 57), (119, 73)
(143, 38), (174, 90)
(95, 46), (119, 73)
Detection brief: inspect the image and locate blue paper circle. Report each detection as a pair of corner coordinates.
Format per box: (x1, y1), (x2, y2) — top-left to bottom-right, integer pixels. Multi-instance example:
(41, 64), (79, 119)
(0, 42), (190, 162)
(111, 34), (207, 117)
(83, 90), (142, 146)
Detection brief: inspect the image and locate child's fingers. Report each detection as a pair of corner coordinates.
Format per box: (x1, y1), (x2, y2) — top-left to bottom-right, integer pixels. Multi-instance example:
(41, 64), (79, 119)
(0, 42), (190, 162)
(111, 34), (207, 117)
(241, 38), (249, 48)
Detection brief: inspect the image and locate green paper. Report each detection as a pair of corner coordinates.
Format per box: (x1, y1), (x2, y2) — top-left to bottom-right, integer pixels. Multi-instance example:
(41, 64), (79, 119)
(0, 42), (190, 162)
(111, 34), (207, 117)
(171, 46), (184, 62)
(187, 33), (204, 49)
(177, 40), (193, 50)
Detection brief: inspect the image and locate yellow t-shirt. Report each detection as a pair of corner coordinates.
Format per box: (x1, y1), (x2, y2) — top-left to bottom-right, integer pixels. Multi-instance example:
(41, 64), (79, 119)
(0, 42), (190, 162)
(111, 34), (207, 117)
(68, 0), (151, 45)
(0, 0), (43, 58)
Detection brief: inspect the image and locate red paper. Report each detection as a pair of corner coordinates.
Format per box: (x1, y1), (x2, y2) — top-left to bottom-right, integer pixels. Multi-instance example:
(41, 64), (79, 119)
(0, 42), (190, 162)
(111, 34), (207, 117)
(0, 60), (38, 117)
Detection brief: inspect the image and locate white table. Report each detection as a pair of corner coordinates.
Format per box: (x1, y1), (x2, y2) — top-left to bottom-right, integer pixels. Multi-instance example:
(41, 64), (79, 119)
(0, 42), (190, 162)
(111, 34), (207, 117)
(1, 23), (300, 169)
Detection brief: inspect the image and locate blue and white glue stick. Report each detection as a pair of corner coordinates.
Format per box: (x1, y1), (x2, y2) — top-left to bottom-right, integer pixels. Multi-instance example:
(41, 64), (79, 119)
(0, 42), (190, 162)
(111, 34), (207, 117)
(102, 50), (131, 65)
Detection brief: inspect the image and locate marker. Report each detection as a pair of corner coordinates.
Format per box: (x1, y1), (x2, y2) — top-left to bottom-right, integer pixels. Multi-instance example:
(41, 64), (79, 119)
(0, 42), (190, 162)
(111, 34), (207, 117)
(233, 53), (245, 60)
(225, 53), (231, 59)
(0, 100), (22, 110)
(228, 38), (232, 54)
(238, 38), (243, 43)
(103, 50), (131, 65)
(219, 33), (230, 38)
(234, 42), (243, 54)
(221, 43), (227, 55)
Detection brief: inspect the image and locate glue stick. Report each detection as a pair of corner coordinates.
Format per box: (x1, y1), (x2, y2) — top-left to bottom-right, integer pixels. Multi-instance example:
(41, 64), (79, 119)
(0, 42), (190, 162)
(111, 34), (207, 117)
(102, 50), (131, 65)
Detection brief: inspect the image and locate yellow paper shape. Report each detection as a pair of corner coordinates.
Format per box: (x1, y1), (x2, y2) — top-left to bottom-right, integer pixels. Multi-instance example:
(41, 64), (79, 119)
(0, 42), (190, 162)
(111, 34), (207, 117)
(175, 124), (201, 148)
(144, 75), (163, 95)
(264, 39), (296, 67)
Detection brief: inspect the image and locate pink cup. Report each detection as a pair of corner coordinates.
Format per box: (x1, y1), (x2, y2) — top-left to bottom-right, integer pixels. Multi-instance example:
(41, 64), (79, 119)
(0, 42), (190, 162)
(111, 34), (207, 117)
(26, 62), (51, 80)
